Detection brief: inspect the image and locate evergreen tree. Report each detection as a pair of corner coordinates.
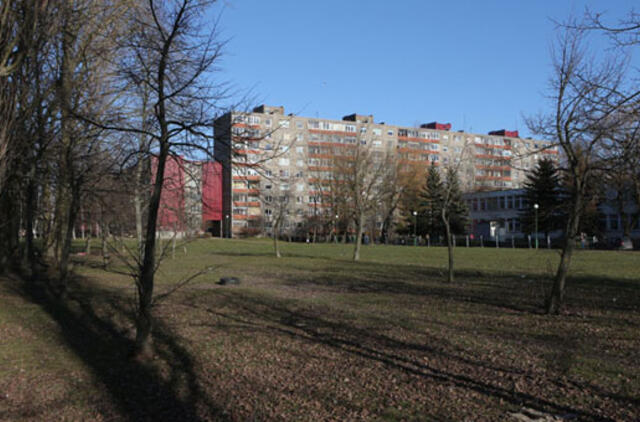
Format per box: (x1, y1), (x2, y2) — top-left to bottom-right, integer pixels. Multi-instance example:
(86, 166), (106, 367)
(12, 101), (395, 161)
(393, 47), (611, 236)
(520, 158), (563, 236)
(418, 163), (445, 237)
(416, 164), (468, 238)
(443, 167), (468, 235)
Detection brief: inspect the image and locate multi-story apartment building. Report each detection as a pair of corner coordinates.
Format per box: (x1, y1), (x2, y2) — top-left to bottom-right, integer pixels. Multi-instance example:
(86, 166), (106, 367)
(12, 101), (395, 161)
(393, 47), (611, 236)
(214, 105), (558, 237)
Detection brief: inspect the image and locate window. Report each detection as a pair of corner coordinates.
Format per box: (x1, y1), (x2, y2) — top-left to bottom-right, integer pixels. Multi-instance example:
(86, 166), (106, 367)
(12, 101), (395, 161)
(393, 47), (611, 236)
(443, 146), (448, 152)
(296, 146), (304, 153)
(296, 196), (303, 203)
(387, 129), (394, 136)
(360, 127), (367, 133)
(373, 128), (382, 136)
(297, 159), (304, 167)
(265, 184), (272, 190)
(278, 158), (290, 166)
(279, 170), (289, 177)
(279, 120), (290, 128)
(345, 124), (356, 132)
(372, 140), (382, 146)
(296, 121), (303, 129)
(265, 209), (272, 216)
(265, 119), (272, 127)
(281, 183), (290, 190)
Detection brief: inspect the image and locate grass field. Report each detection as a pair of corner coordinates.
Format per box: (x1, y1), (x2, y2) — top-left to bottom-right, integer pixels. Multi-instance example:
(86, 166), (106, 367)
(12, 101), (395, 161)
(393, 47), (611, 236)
(1, 239), (639, 421)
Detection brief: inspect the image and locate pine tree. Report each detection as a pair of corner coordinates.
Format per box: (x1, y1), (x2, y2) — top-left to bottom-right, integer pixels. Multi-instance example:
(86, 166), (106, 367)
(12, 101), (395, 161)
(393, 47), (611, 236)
(520, 158), (563, 237)
(441, 166), (468, 283)
(418, 163), (445, 237)
(444, 167), (468, 235)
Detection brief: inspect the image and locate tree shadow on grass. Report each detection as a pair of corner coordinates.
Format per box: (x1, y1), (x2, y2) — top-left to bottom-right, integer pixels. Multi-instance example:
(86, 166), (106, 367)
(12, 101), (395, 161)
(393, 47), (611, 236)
(277, 259), (640, 315)
(187, 290), (637, 421)
(4, 272), (229, 422)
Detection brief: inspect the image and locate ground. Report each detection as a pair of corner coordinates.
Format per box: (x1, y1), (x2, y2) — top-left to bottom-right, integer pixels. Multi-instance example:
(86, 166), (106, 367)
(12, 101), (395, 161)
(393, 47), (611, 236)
(0, 239), (639, 421)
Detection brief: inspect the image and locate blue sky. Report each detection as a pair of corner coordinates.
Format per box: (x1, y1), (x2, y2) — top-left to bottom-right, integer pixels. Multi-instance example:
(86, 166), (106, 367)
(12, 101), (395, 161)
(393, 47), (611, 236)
(209, 1), (637, 137)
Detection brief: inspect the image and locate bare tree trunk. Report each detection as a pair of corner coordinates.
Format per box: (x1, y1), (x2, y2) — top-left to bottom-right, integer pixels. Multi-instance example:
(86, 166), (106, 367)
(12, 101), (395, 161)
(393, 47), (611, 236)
(25, 163), (37, 275)
(353, 213), (364, 261)
(442, 209), (454, 283)
(547, 189), (582, 314)
(273, 216), (282, 258)
(134, 90), (148, 257)
(135, 141), (169, 358)
(58, 183), (80, 296)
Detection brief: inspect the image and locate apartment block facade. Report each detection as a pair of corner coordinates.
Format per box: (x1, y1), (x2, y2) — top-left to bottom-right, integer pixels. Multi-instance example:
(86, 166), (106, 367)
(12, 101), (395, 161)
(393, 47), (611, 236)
(214, 105), (558, 237)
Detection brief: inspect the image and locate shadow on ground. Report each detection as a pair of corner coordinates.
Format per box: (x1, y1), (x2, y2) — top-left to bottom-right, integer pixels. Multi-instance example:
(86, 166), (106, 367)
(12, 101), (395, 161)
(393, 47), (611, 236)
(185, 290), (637, 421)
(2, 270), (229, 422)
(271, 258), (640, 315)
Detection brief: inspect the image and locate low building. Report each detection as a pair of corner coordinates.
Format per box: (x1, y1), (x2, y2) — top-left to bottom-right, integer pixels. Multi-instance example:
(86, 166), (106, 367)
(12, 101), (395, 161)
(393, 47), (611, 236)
(463, 189), (529, 239)
(463, 188), (640, 244)
(152, 156), (223, 237)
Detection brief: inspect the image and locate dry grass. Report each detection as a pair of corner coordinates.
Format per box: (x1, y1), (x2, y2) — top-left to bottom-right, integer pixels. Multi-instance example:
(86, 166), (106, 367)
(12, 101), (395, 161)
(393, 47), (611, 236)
(1, 238), (638, 421)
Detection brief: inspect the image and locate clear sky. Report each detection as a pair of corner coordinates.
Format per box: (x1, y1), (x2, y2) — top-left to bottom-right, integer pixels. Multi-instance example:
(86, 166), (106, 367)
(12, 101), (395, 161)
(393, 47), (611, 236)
(210, 1), (637, 138)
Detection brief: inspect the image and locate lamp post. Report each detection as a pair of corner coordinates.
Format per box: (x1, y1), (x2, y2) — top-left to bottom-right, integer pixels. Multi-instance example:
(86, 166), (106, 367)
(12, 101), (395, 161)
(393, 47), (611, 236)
(334, 214), (339, 243)
(533, 203), (539, 250)
(225, 214), (230, 238)
(412, 210), (418, 246)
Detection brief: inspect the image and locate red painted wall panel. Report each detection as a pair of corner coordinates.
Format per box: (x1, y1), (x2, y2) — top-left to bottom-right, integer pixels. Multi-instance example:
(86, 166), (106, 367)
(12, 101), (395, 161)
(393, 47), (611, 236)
(202, 161), (222, 222)
(152, 155), (185, 230)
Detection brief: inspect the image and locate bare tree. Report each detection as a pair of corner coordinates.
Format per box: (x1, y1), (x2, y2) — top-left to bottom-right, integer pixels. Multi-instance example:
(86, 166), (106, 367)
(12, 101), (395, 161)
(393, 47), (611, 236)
(270, 188), (291, 258)
(0, 1), (50, 269)
(526, 23), (639, 314)
(332, 143), (396, 261)
(115, 0), (226, 357)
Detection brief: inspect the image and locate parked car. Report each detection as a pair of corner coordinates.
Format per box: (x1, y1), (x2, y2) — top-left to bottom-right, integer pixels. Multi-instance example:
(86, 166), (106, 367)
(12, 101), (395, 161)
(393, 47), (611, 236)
(618, 236), (634, 251)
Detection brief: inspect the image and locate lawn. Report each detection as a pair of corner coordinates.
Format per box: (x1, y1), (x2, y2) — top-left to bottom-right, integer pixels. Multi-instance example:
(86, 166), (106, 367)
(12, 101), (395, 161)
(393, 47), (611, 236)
(0, 239), (639, 421)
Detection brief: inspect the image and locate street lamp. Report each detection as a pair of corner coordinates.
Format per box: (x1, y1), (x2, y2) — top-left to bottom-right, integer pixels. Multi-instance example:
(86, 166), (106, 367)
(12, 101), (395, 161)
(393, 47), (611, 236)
(533, 203), (539, 250)
(334, 214), (339, 243)
(225, 214), (230, 238)
(412, 210), (418, 246)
